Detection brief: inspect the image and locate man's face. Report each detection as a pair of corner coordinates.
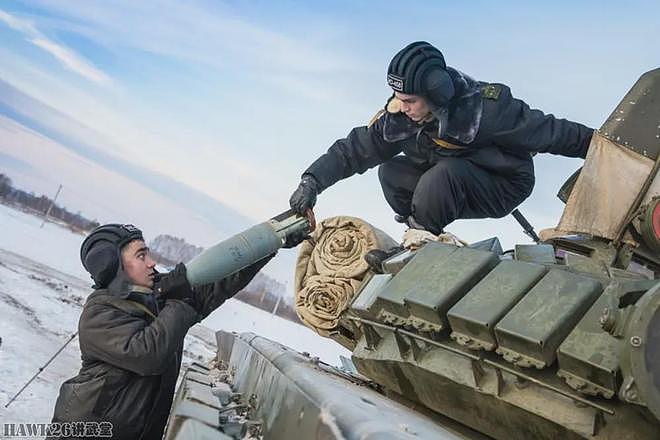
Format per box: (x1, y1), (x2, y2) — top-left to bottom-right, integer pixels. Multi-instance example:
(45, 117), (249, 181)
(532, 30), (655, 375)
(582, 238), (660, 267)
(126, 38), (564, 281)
(394, 92), (432, 122)
(121, 240), (156, 289)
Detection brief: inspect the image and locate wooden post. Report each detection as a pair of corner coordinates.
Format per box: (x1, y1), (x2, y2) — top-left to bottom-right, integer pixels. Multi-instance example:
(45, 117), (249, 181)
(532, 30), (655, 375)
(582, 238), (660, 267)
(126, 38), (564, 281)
(40, 184), (62, 228)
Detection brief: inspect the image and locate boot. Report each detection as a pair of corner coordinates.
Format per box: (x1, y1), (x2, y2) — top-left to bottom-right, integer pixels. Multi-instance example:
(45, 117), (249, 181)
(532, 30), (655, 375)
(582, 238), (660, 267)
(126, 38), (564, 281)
(394, 214), (436, 232)
(364, 246), (404, 274)
(394, 214), (408, 224)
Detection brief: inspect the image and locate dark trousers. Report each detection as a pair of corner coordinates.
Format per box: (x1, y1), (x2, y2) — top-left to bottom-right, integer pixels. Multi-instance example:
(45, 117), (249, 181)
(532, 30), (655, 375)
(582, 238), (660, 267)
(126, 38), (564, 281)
(378, 149), (535, 234)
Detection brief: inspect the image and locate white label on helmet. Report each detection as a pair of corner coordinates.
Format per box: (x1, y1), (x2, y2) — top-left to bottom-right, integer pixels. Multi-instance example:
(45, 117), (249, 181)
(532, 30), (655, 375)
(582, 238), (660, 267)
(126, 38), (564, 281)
(122, 224), (140, 233)
(387, 74), (404, 92)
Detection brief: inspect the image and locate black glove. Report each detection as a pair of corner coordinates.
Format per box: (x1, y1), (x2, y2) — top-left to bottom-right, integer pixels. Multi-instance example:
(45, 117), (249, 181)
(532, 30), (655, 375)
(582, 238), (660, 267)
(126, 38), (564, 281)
(156, 263), (195, 304)
(282, 228), (310, 249)
(289, 174), (319, 215)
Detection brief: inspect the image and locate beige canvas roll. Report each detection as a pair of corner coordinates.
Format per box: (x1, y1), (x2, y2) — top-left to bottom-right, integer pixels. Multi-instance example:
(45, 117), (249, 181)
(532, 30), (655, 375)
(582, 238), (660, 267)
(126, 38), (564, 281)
(295, 216), (396, 336)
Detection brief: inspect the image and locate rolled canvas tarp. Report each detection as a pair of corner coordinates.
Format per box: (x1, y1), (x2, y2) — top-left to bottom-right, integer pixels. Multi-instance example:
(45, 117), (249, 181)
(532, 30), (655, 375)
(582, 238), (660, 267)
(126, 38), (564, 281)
(294, 216), (396, 336)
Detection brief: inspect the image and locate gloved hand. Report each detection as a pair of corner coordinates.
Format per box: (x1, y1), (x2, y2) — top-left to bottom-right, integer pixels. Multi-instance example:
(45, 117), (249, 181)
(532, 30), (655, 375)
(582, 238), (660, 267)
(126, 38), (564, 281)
(289, 174), (319, 215)
(156, 263), (195, 304)
(282, 228), (310, 249)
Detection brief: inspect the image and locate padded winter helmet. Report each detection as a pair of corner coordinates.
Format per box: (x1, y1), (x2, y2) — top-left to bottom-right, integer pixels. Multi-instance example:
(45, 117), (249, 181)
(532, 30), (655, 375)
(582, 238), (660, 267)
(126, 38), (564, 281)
(387, 41), (455, 108)
(80, 223), (143, 288)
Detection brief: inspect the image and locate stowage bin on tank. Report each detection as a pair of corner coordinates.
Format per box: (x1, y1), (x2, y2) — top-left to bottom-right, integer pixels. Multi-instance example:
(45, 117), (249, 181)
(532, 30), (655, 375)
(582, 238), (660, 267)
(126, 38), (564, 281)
(448, 260), (547, 351)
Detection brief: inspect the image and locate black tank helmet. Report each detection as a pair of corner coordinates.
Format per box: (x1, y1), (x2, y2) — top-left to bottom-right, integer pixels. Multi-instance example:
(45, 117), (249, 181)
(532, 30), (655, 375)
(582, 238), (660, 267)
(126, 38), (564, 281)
(387, 41), (455, 109)
(80, 223), (144, 288)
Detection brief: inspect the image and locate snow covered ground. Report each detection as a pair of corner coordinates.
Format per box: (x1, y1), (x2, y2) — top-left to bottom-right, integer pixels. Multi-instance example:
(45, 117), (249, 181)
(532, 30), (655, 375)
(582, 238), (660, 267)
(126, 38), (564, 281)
(0, 204), (349, 429)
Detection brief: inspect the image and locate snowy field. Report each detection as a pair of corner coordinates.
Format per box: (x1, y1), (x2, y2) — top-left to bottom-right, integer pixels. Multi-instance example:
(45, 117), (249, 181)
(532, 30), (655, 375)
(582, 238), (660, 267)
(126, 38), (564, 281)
(0, 204), (349, 429)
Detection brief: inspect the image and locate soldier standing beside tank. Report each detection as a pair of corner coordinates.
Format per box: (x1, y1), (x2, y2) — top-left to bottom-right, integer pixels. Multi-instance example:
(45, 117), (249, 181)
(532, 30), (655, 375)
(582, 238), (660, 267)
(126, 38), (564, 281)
(48, 224), (273, 440)
(289, 41), (593, 264)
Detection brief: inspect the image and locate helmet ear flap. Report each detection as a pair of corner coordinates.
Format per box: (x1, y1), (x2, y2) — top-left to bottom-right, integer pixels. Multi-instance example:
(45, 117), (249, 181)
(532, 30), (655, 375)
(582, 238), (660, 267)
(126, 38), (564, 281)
(421, 68), (455, 108)
(411, 58), (449, 98)
(83, 242), (120, 288)
(79, 223), (143, 288)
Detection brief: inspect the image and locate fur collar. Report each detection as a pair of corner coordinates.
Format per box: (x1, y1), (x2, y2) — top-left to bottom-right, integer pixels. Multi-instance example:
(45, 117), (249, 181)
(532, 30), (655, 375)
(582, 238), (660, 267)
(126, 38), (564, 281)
(443, 67), (482, 144)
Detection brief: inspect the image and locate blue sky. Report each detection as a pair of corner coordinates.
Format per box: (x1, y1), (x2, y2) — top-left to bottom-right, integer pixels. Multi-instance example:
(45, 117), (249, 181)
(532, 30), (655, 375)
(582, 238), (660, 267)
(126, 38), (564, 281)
(1, 0), (659, 267)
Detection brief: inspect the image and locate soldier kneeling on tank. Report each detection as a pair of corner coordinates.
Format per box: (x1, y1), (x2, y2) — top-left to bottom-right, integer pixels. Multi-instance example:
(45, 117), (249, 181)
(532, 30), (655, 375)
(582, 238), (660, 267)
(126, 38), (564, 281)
(48, 224), (273, 440)
(290, 41), (594, 271)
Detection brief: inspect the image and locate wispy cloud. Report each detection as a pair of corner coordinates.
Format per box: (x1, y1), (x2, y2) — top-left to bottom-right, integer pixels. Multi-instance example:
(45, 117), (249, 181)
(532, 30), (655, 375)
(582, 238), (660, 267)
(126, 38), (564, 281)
(29, 37), (110, 84)
(0, 82), (251, 235)
(18, 1), (364, 87)
(0, 1), (375, 221)
(38, 1), (354, 69)
(0, 9), (110, 84)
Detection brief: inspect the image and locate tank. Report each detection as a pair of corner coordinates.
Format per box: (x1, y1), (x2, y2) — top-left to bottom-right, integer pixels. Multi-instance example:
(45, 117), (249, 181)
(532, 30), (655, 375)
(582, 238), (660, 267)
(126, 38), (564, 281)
(164, 69), (660, 439)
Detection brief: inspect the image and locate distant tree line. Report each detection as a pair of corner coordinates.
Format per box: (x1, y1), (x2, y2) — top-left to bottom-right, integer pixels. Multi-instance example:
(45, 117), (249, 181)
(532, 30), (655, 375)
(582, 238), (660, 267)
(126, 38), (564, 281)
(233, 274), (301, 323)
(0, 173), (100, 232)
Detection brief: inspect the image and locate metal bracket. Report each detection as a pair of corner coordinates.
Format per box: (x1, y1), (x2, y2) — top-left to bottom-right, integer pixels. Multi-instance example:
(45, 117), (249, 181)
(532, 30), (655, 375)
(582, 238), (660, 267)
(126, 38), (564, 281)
(409, 336), (425, 362)
(471, 359), (486, 389)
(494, 368), (504, 397)
(394, 332), (411, 358)
(363, 324), (382, 351)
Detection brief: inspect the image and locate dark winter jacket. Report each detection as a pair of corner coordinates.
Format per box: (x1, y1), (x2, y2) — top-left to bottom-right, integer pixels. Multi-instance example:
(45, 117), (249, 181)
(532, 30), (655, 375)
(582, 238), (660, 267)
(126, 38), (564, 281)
(49, 258), (269, 440)
(304, 79), (594, 192)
